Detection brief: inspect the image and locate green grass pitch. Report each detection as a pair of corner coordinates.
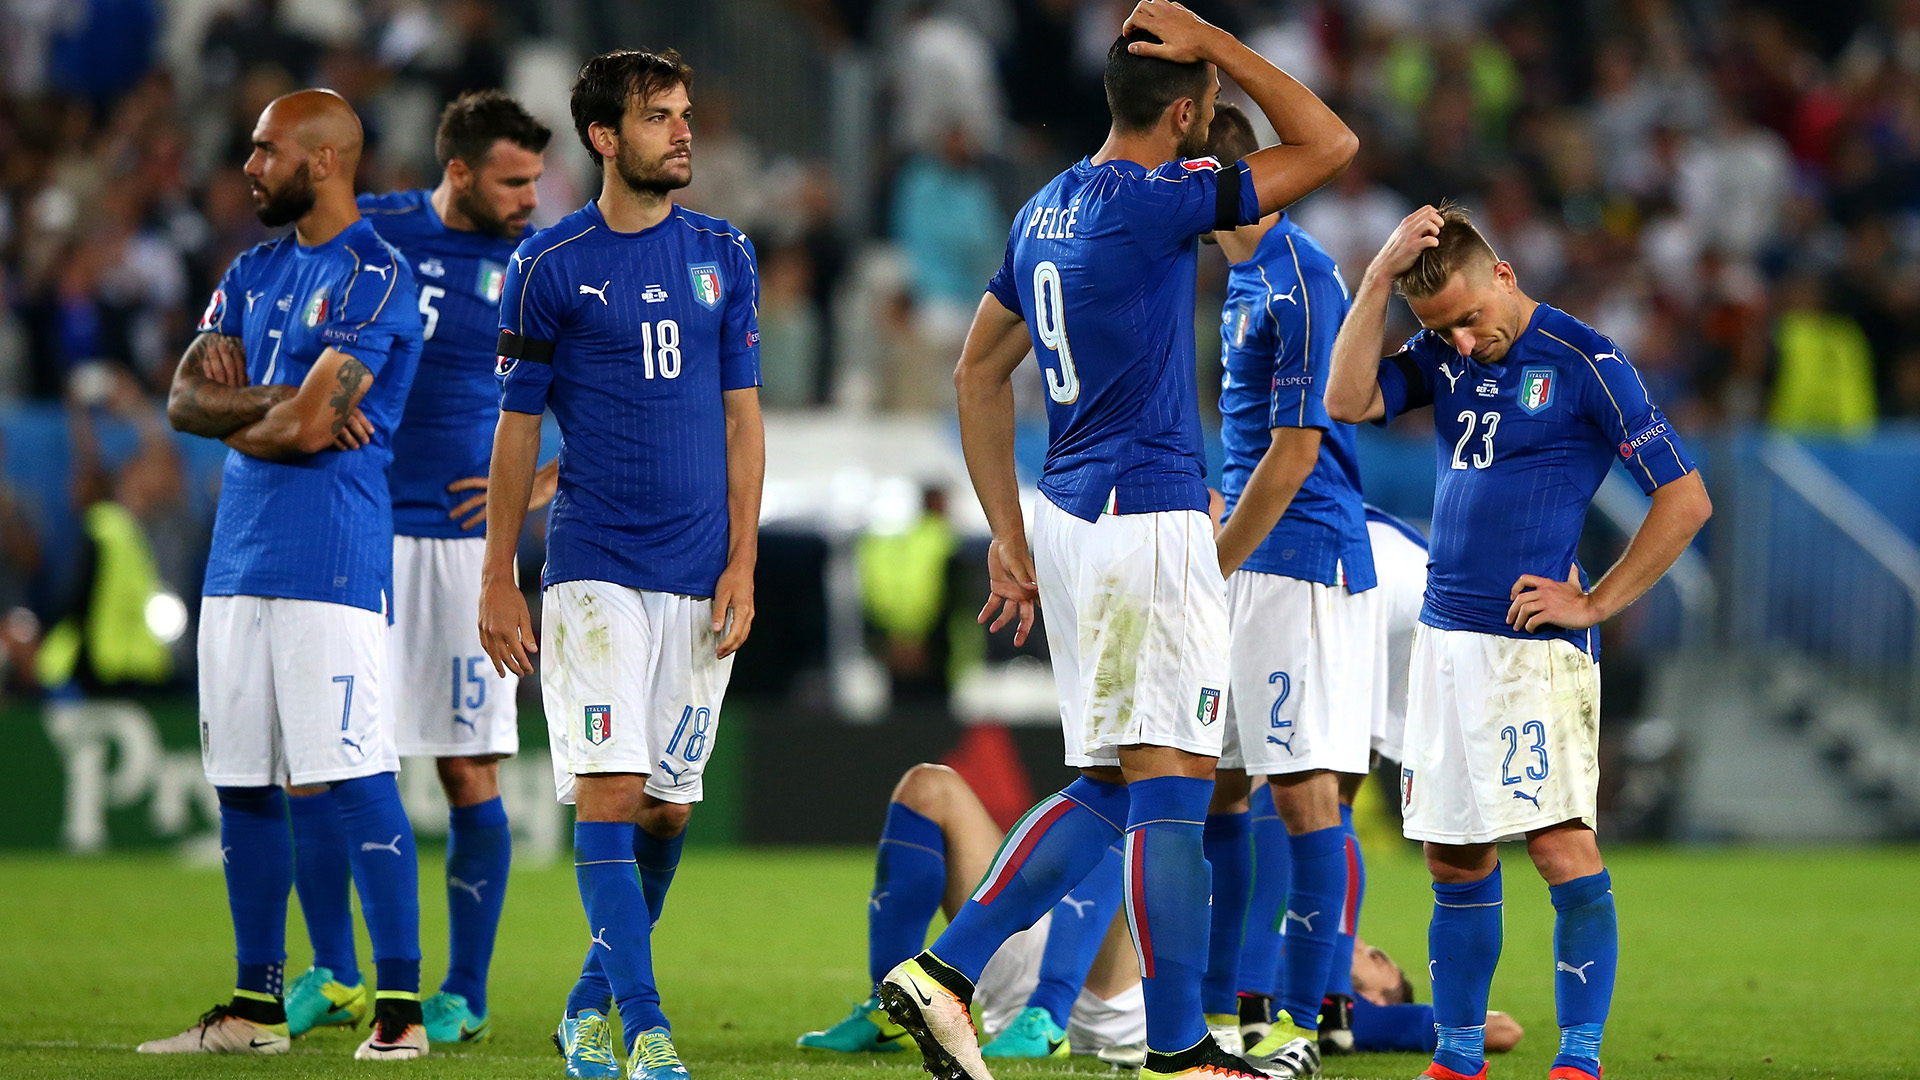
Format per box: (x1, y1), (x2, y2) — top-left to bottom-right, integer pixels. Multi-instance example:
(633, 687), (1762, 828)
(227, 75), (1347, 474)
(1, 846), (1915, 1079)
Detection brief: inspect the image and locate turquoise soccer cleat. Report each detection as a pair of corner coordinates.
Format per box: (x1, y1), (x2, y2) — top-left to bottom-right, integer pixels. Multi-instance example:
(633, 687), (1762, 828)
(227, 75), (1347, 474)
(795, 995), (909, 1052)
(554, 1009), (621, 1079)
(980, 1005), (1070, 1058)
(627, 1027), (690, 1080)
(423, 991), (490, 1043)
(284, 967), (367, 1037)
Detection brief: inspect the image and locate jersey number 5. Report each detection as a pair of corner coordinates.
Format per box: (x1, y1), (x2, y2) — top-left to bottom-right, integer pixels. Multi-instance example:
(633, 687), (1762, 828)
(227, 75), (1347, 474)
(1033, 261), (1079, 404)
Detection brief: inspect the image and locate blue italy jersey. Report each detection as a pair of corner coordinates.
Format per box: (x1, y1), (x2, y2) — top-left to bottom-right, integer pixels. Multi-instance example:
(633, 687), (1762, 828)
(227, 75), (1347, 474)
(360, 189), (529, 538)
(497, 201), (760, 597)
(1217, 216), (1374, 591)
(1376, 303), (1695, 653)
(196, 218), (423, 613)
(985, 155), (1262, 520)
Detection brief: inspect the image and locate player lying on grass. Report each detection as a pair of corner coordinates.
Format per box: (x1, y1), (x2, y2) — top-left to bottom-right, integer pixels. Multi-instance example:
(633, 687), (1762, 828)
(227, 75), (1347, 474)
(797, 762), (1521, 1060)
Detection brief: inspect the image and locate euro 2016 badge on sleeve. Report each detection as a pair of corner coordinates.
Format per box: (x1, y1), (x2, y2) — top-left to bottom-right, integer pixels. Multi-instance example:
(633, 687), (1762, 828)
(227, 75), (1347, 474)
(1518, 367), (1555, 414)
(688, 263), (723, 309)
(584, 704), (613, 745)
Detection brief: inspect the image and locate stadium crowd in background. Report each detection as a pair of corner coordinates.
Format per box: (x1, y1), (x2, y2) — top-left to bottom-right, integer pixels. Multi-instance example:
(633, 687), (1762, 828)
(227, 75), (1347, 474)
(1, 0), (1919, 698)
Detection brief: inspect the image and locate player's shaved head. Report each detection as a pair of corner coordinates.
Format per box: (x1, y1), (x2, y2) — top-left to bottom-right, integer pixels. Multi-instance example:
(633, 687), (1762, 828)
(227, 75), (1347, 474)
(246, 89), (365, 230)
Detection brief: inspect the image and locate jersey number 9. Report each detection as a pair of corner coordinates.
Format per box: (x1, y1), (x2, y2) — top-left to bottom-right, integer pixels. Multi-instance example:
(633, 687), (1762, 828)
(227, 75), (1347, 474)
(1033, 261), (1079, 404)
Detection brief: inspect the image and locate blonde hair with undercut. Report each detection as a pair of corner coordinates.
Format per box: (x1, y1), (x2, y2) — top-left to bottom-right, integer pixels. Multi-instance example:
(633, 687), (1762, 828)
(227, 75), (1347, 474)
(1394, 201), (1498, 299)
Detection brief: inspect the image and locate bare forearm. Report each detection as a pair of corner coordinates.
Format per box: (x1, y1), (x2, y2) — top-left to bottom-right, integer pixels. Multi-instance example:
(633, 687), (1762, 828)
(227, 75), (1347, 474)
(723, 391), (764, 568)
(1216, 433), (1318, 573)
(957, 374), (1024, 539)
(483, 413), (543, 583)
(1588, 473), (1712, 621)
(1327, 272), (1394, 423)
(167, 334), (290, 438)
(1209, 34), (1356, 212)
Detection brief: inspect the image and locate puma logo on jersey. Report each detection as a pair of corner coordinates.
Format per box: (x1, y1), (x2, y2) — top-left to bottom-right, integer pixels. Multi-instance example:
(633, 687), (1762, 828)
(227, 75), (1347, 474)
(361, 262), (392, 282)
(579, 281), (611, 304)
(510, 253), (529, 270)
(1557, 960), (1597, 983)
(1273, 285), (1299, 305)
(245, 290), (263, 312)
(1441, 362), (1464, 392)
(360, 834), (403, 856)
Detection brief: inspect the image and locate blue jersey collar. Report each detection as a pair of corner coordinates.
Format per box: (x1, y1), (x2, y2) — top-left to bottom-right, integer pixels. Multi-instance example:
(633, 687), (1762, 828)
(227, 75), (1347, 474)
(583, 198), (680, 239)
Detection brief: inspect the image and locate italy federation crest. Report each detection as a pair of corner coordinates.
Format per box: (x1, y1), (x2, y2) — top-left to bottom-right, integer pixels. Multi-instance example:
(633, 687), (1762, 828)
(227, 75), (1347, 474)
(302, 287), (330, 329)
(478, 261), (507, 305)
(688, 263), (723, 309)
(1518, 367), (1555, 414)
(1196, 687), (1222, 727)
(584, 704), (613, 745)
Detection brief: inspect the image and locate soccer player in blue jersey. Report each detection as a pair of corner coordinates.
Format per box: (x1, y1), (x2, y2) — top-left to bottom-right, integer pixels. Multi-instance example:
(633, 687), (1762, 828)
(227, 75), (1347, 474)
(1326, 205), (1713, 1080)
(880, 3), (1358, 1078)
(137, 89), (428, 1060)
(1192, 104), (1378, 1076)
(279, 90), (556, 1045)
(477, 49), (763, 1080)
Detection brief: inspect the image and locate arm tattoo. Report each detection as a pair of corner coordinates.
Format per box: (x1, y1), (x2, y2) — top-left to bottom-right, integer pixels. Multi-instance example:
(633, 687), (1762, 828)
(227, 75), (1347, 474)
(168, 333), (292, 438)
(327, 356), (372, 436)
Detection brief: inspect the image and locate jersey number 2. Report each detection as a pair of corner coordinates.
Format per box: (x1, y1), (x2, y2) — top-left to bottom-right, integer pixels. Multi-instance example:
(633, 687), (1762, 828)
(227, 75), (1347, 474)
(1033, 261), (1078, 404)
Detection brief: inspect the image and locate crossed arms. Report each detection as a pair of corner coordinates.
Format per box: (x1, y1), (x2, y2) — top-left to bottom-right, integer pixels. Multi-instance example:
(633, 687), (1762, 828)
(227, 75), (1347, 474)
(166, 332), (373, 459)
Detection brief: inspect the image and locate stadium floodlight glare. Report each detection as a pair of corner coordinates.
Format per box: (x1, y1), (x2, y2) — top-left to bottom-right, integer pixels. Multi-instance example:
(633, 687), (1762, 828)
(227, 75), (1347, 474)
(144, 591), (189, 645)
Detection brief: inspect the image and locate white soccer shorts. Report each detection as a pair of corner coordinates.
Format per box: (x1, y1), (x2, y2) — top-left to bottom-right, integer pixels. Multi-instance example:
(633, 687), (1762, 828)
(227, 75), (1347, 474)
(1367, 520), (1430, 762)
(1031, 497), (1229, 767)
(541, 580), (735, 805)
(390, 535), (519, 758)
(974, 910), (1147, 1053)
(198, 595), (397, 787)
(1399, 626), (1601, 846)
(1219, 570), (1380, 776)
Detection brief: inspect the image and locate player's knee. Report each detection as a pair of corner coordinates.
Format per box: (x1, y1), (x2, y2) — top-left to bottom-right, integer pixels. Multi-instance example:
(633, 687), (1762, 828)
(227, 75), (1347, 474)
(1424, 841), (1497, 884)
(1271, 772), (1340, 832)
(1209, 768), (1251, 813)
(435, 756), (502, 806)
(638, 799), (692, 838)
(1525, 822), (1601, 884)
(890, 762), (962, 816)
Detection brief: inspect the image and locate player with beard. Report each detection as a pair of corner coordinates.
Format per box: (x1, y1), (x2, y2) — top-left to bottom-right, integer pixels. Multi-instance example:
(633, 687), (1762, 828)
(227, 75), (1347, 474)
(279, 90), (558, 1046)
(140, 89), (426, 1059)
(479, 49), (763, 1080)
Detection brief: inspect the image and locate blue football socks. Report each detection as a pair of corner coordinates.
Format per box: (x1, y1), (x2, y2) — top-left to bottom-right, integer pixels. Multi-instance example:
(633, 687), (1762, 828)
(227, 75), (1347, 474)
(442, 797), (511, 1016)
(1124, 775), (1214, 1054)
(333, 773), (421, 995)
(1326, 803), (1362, 1000)
(1276, 824), (1346, 1031)
(1026, 842), (1124, 1028)
(1236, 784), (1289, 998)
(1200, 809), (1251, 1016)
(1550, 869), (1616, 1078)
(930, 776), (1128, 983)
(634, 825), (684, 925)
(287, 787), (360, 986)
(868, 801), (947, 986)
(217, 786), (292, 999)
(1429, 863), (1503, 1076)
(575, 821), (667, 1046)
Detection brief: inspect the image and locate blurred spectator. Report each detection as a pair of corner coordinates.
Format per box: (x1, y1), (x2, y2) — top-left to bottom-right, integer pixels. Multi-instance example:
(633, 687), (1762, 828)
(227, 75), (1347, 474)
(858, 484), (960, 701)
(1769, 271), (1878, 434)
(1678, 98), (1792, 259)
(1293, 150), (1409, 286)
(756, 245), (822, 409)
(891, 125), (1003, 318)
(890, 1), (1003, 156)
(677, 94), (769, 232)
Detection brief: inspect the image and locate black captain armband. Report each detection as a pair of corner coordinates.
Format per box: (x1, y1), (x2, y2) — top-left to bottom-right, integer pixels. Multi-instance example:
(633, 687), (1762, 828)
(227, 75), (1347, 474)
(494, 330), (554, 378)
(1214, 161), (1246, 232)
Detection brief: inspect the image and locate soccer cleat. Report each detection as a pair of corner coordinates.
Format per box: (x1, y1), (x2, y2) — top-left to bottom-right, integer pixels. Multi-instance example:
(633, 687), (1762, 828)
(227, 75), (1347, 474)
(878, 953), (994, 1080)
(555, 1010), (621, 1078)
(354, 996), (429, 1060)
(1316, 994), (1354, 1055)
(285, 966), (368, 1036)
(796, 994), (908, 1052)
(1237, 992), (1273, 1048)
(980, 1006), (1069, 1058)
(1548, 1067), (1602, 1080)
(1141, 1035), (1282, 1078)
(1420, 1062), (1488, 1080)
(1246, 1010), (1309, 1059)
(137, 1004), (290, 1054)
(628, 1027), (689, 1080)
(1250, 1032), (1320, 1079)
(1207, 1012), (1244, 1055)
(1097, 1040), (1147, 1069)
(423, 991), (490, 1043)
